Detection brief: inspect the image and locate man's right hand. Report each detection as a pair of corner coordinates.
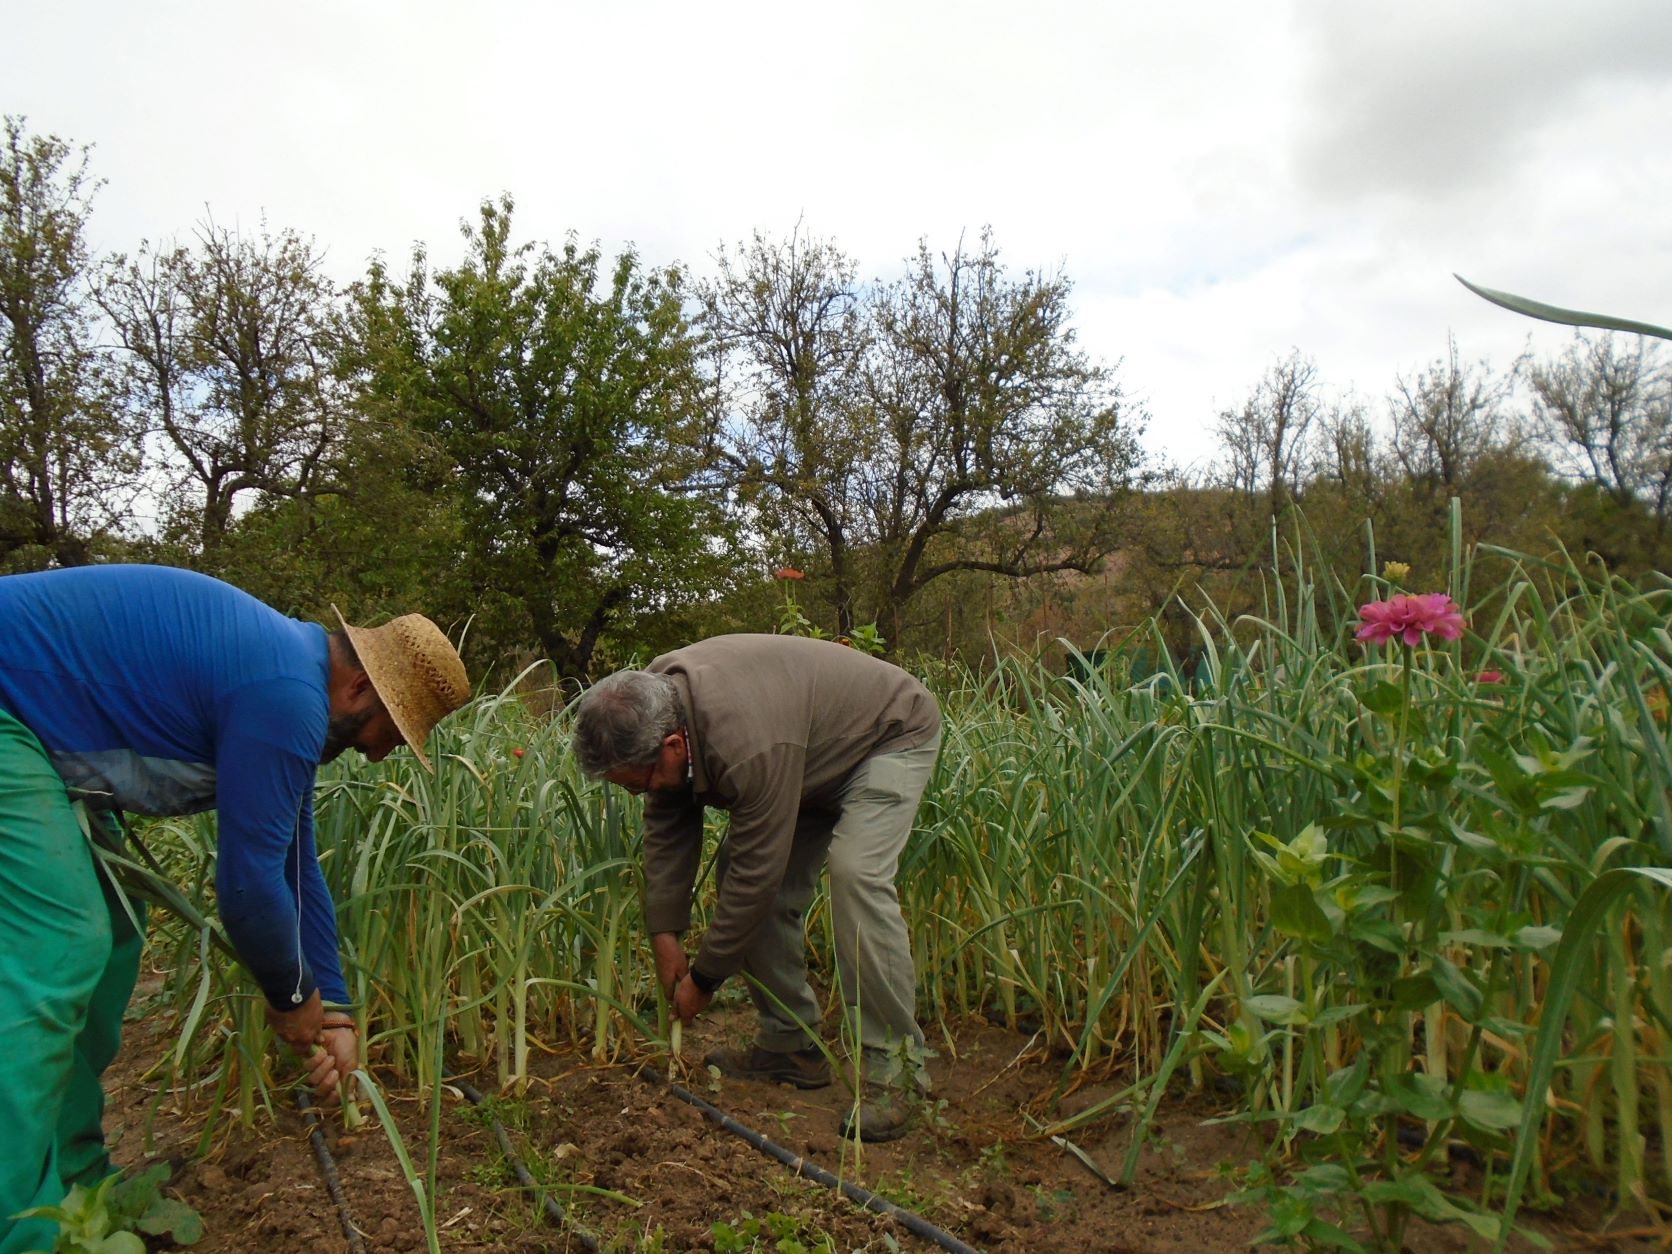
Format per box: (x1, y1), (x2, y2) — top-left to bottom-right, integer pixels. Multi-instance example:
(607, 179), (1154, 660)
(651, 932), (689, 999)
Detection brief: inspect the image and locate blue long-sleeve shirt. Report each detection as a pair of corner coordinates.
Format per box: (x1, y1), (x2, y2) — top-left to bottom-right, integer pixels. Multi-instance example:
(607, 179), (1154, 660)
(0, 564), (347, 1008)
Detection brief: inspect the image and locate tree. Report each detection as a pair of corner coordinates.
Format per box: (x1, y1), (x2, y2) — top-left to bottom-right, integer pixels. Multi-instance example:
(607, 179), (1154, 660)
(1311, 396), (1381, 502)
(856, 231), (1143, 639)
(1528, 332), (1671, 535)
(98, 219), (344, 563)
(0, 117), (136, 569)
(1215, 350), (1321, 517)
(1387, 335), (1518, 497)
(701, 225), (870, 632)
(349, 197), (735, 678)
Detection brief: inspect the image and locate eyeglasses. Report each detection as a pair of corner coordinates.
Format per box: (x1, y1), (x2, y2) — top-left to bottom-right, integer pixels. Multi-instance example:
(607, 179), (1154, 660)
(609, 761), (657, 795)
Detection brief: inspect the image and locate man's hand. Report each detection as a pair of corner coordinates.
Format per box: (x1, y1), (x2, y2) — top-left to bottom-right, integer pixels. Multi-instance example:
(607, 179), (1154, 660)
(267, 993), (359, 1104)
(309, 1013), (360, 1106)
(671, 973), (713, 1022)
(267, 989), (325, 1054)
(651, 932), (689, 999)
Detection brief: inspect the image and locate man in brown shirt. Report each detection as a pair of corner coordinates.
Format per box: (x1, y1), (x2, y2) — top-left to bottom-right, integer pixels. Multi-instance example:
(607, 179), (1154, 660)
(571, 633), (942, 1141)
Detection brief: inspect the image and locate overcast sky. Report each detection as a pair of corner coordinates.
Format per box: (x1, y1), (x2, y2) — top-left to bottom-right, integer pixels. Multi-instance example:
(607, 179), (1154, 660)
(9, 0), (1672, 471)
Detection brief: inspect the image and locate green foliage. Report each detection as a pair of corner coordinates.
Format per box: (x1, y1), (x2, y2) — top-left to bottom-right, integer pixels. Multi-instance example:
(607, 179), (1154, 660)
(107, 1164), (204, 1246)
(348, 195), (738, 677)
(16, 1166), (202, 1254)
(0, 116), (137, 570)
(97, 219), (344, 562)
(774, 580), (829, 640)
(132, 515), (1672, 1246)
(840, 622), (887, 656)
(16, 1175), (142, 1254)
(709, 1209), (838, 1254)
(707, 225), (1146, 641)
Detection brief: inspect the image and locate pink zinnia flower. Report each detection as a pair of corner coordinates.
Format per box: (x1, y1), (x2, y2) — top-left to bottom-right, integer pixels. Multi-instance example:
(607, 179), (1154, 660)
(1475, 670), (1505, 685)
(774, 567), (805, 581)
(1355, 593), (1465, 647)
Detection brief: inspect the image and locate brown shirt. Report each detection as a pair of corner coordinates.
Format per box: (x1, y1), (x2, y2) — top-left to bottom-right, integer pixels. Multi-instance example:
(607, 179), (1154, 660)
(639, 633), (941, 981)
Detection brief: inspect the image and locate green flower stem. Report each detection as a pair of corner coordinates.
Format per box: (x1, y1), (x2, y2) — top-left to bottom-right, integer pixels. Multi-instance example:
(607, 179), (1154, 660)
(1383, 643), (1415, 1245)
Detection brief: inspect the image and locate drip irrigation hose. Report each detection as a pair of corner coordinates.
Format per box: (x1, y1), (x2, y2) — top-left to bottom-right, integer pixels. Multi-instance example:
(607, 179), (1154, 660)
(640, 1066), (983, 1254)
(295, 1090), (368, 1254)
(451, 1078), (603, 1253)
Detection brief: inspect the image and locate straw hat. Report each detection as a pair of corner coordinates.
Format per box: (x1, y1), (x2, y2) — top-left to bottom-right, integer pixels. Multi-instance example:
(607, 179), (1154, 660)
(332, 607), (471, 772)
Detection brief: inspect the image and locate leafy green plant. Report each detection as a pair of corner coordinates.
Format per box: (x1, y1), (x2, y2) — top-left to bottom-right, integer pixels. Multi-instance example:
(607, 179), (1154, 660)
(15, 1164), (207, 1254)
(710, 1209), (837, 1254)
(839, 622), (887, 656)
(107, 1164), (204, 1247)
(1224, 595), (1523, 1247)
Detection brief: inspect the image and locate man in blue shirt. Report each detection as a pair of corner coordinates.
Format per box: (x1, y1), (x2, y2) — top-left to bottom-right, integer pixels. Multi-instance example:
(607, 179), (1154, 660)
(0, 565), (471, 1253)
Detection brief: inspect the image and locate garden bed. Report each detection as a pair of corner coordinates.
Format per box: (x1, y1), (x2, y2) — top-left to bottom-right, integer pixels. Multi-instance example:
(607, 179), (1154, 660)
(99, 999), (1653, 1252)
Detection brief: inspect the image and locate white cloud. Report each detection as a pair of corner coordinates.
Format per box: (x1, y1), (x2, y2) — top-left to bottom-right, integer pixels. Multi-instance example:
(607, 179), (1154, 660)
(7, 0), (1671, 476)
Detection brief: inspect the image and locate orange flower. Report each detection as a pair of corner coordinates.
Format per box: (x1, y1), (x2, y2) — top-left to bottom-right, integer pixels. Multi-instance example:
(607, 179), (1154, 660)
(511, 747), (525, 759)
(774, 567), (805, 581)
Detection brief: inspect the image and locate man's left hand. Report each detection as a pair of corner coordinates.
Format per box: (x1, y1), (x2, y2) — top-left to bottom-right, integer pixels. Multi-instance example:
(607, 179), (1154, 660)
(309, 1014), (360, 1105)
(671, 973), (712, 1022)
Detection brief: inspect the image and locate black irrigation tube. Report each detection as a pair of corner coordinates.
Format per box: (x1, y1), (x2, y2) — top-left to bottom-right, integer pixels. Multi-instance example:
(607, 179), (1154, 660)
(639, 1065), (984, 1254)
(451, 1077), (603, 1253)
(295, 1090), (368, 1254)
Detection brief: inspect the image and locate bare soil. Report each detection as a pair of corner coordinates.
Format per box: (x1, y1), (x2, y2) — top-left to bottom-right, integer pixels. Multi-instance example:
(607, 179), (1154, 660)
(101, 996), (1660, 1253)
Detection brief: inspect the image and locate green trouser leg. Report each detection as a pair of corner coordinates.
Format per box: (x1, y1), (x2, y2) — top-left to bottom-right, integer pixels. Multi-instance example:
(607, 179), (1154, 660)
(0, 711), (115, 1254)
(57, 837), (145, 1189)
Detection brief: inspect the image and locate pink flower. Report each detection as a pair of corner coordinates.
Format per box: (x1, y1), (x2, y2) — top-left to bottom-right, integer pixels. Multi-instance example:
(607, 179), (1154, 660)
(511, 747), (525, 759)
(1475, 670), (1505, 685)
(1355, 593), (1466, 647)
(774, 567), (805, 581)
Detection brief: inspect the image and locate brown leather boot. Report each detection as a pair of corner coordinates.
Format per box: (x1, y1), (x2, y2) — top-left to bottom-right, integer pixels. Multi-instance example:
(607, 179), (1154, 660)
(839, 1081), (913, 1143)
(703, 1044), (832, 1090)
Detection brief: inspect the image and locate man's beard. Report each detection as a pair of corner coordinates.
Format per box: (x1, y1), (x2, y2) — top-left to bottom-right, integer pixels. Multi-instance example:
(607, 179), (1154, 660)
(321, 707), (375, 763)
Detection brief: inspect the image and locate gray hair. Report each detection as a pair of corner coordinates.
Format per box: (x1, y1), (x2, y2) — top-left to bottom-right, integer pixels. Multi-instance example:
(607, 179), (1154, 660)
(570, 670), (683, 777)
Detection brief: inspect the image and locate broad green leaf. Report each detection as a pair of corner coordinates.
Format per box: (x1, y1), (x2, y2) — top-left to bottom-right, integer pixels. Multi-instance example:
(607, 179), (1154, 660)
(1270, 1190), (1313, 1236)
(1541, 786), (1593, 811)
(1433, 956), (1484, 1019)
(1272, 882), (1333, 942)
(1442, 928), (1511, 949)
(1360, 681), (1405, 716)
(1385, 1072), (1453, 1121)
(1295, 1103), (1345, 1134)
(1299, 1217), (1365, 1250)
(1297, 1163), (1353, 1193)
(1349, 916), (1406, 953)
(1245, 994), (1309, 1025)
(1448, 824), (1502, 853)
(1323, 1057), (1369, 1107)
(1459, 1088), (1522, 1132)
(1391, 972), (1441, 1012)
(137, 1197), (205, 1244)
(1361, 1178), (1428, 1205)
(1513, 925), (1561, 951)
